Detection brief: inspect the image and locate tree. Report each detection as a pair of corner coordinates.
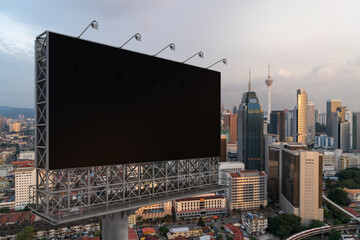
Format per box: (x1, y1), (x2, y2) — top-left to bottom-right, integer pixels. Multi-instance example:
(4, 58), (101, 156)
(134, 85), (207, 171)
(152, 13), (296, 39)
(329, 229), (341, 240)
(159, 226), (169, 236)
(95, 230), (102, 239)
(0, 207), (10, 213)
(309, 219), (324, 228)
(328, 188), (351, 206)
(324, 208), (333, 220)
(17, 226), (35, 240)
(333, 219), (342, 225)
(268, 214), (302, 239)
(198, 217), (205, 226)
(136, 216), (143, 223)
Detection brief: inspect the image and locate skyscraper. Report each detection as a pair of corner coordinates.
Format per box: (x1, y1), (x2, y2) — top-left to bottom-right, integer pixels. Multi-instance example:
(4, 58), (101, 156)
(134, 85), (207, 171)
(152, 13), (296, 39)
(269, 110), (285, 142)
(334, 107), (350, 152)
(307, 101), (315, 142)
(296, 89), (308, 144)
(326, 99), (342, 137)
(315, 109), (320, 123)
(237, 70), (264, 170)
(353, 112), (360, 151)
(268, 143), (323, 226)
(265, 65), (273, 124)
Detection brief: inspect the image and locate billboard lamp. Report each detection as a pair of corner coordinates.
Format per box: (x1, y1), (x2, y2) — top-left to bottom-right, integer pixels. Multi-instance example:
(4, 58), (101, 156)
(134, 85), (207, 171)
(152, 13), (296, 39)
(154, 43), (175, 56)
(207, 58), (227, 69)
(183, 51), (204, 63)
(120, 33), (142, 48)
(78, 20), (99, 38)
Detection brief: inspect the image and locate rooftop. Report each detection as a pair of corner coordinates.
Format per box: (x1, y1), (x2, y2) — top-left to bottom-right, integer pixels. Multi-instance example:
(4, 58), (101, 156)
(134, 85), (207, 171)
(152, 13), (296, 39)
(175, 195), (225, 202)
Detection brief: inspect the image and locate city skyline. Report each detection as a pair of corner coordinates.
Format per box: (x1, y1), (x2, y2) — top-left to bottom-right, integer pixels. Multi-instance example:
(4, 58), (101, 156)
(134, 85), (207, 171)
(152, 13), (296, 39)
(1, 0), (360, 112)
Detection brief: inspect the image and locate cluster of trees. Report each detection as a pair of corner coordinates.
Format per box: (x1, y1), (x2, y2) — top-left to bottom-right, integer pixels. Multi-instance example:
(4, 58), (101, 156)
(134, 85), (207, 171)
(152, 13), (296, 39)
(337, 168), (360, 189)
(326, 168), (360, 190)
(269, 214), (329, 239)
(268, 214), (303, 239)
(327, 188), (351, 206)
(158, 226), (169, 236)
(324, 203), (350, 224)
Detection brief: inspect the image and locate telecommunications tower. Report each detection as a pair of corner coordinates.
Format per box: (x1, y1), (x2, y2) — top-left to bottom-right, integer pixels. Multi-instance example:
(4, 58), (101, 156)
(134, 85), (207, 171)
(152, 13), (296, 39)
(265, 65), (273, 124)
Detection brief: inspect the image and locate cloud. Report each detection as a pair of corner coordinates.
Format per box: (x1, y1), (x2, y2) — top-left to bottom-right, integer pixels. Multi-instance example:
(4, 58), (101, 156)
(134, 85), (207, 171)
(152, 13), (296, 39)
(310, 66), (333, 75)
(347, 56), (360, 65)
(0, 12), (39, 58)
(275, 68), (293, 78)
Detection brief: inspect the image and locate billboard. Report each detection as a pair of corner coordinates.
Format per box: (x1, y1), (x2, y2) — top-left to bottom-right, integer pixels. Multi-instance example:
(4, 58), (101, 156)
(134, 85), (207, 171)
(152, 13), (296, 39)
(45, 32), (220, 170)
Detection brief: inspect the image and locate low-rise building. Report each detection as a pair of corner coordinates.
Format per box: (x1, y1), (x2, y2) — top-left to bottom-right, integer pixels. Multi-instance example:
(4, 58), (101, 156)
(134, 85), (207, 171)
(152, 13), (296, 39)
(315, 135), (333, 149)
(340, 153), (360, 170)
(128, 214), (136, 228)
(225, 170), (267, 210)
(343, 188), (360, 205)
(242, 212), (268, 235)
(166, 226), (202, 239)
(136, 201), (172, 221)
(323, 164), (336, 177)
(174, 194), (226, 220)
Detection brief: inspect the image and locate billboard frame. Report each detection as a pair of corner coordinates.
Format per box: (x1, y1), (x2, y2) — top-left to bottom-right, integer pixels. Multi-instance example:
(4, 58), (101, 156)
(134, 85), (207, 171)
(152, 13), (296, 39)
(30, 31), (225, 224)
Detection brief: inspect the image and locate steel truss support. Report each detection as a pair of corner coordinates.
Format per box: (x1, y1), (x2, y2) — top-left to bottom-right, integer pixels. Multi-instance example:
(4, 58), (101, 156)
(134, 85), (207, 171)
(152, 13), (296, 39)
(31, 32), (225, 225)
(30, 158), (223, 224)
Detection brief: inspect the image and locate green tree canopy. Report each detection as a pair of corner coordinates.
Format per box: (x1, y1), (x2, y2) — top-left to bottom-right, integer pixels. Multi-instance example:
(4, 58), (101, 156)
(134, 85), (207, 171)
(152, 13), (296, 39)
(269, 214), (302, 239)
(309, 219), (324, 228)
(159, 226), (169, 236)
(328, 188), (351, 206)
(329, 229), (341, 240)
(17, 226), (35, 240)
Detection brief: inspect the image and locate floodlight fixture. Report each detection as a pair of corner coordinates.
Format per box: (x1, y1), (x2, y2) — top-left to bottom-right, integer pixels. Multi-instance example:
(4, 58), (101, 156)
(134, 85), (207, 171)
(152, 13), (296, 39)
(154, 43), (176, 56)
(207, 58), (227, 69)
(120, 33), (142, 48)
(78, 20), (98, 38)
(183, 51), (204, 63)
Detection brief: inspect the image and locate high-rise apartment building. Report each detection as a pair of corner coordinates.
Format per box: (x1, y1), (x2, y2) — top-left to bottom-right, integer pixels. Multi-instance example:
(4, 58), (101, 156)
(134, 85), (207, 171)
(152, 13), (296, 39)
(225, 170), (267, 210)
(268, 143), (323, 226)
(15, 166), (36, 210)
(237, 73), (264, 170)
(326, 99), (342, 137)
(220, 135), (227, 162)
(296, 89), (308, 144)
(269, 111), (285, 142)
(308, 101), (315, 142)
(353, 112), (360, 151)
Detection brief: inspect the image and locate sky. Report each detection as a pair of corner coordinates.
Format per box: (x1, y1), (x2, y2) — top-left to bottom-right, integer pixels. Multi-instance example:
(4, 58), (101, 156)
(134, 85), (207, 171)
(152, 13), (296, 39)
(1, 0), (360, 112)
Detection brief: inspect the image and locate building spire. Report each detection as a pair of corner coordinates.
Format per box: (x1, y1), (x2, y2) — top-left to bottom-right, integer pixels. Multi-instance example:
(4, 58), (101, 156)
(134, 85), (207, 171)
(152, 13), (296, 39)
(268, 65), (271, 77)
(249, 69), (251, 92)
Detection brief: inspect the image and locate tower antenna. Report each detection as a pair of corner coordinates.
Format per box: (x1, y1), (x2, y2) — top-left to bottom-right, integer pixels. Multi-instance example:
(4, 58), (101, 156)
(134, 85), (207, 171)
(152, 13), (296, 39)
(249, 69), (251, 92)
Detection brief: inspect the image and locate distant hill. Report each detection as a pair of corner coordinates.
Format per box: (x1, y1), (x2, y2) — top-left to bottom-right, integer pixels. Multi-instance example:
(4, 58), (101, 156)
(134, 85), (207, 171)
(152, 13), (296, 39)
(0, 106), (35, 119)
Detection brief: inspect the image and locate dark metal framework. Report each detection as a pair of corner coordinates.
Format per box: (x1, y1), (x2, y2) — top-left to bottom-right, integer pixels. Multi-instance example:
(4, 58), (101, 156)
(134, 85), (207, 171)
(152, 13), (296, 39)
(30, 31), (224, 224)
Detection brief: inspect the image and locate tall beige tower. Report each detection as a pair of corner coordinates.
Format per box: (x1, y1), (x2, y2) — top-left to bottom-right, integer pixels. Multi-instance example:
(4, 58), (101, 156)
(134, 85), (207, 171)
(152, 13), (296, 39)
(296, 89), (308, 144)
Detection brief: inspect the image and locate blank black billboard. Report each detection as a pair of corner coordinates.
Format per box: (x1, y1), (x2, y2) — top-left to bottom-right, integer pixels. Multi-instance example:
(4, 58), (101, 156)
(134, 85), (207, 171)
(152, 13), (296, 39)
(47, 32), (220, 170)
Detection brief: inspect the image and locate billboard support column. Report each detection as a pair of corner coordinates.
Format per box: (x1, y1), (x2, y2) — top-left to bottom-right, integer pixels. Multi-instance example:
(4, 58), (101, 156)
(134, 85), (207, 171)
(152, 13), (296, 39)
(102, 210), (129, 240)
